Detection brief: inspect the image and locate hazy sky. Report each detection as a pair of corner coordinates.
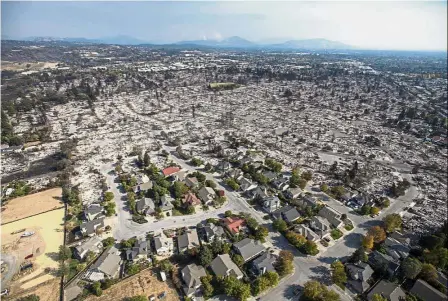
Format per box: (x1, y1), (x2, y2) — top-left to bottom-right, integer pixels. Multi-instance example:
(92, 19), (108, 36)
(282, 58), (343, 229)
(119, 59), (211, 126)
(2, 1), (447, 50)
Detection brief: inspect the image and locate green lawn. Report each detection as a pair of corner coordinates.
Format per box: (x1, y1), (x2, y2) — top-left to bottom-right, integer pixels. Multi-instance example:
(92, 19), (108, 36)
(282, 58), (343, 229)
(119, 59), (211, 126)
(331, 229), (343, 240)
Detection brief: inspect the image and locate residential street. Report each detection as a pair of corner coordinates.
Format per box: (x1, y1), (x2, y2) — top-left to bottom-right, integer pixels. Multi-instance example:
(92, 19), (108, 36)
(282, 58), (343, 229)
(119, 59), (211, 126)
(101, 150), (420, 301)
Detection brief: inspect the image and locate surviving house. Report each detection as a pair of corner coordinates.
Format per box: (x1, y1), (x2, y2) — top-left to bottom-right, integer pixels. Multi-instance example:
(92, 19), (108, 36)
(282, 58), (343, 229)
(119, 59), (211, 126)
(87, 246), (122, 281)
(367, 280), (406, 301)
(181, 264), (207, 297)
(318, 206), (343, 228)
(346, 262), (374, 294)
(233, 238), (265, 262)
(198, 187), (216, 205)
(239, 177), (257, 192)
(271, 177), (289, 191)
(125, 238), (149, 262)
(263, 171), (277, 182)
(84, 204), (104, 221)
(202, 223), (225, 243)
(178, 229), (200, 253)
(162, 166), (181, 178)
(80, 217), (105, 237)
(272, 205), (301, 223)
(383, 237), (410, 260)
(210, 254), (243, 279)
(294, 224), (320, 242)
(262, 196), (281, 213)
(252, 252), (276, 276)
(160, 195), (174, 217)
(410, 279), (448, 301)
(182, 192), (202, 208)
(153, 232), (174, 256)
(369, 251), (400, 276)
(132, 181), (153, 194)
(226, 169), (244, 182)
(185, 177), (199, 189)
(74, 236), (103, 260)
(309, 216), (331, 238)
(222, 217), (245, 235)
(135, 198), (155, 215)
(285, 187), (302, 199)
(246, 186), (268, 200)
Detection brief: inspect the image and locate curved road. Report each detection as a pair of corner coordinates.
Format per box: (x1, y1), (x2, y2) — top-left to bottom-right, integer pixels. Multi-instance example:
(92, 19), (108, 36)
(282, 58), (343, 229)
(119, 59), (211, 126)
(1, 253), (19, 288)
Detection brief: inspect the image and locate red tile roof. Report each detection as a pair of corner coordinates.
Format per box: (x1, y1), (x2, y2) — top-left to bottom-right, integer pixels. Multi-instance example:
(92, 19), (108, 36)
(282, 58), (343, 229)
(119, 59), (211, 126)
(223, 217), (245, 234)
(162, 166), (181, 177)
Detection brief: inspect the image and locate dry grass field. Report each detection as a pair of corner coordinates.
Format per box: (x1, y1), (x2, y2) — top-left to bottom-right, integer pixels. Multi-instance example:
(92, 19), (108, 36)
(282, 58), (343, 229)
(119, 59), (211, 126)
(1, 207), (65, 292)
(1, 61), (58, 71)
(85, 269), (179, 301)
(2, 188), (63, 224)
(9, 278), (60, 301)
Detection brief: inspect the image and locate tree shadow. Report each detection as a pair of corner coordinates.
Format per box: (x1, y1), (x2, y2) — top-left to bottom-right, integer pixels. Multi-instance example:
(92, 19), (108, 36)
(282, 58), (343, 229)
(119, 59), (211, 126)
(318, 256), (339, 264)
(343, 232), (363, 248)
(357, 220), (382, 229)
(309, 265), (331, 285)
(46, 252), (60, 261)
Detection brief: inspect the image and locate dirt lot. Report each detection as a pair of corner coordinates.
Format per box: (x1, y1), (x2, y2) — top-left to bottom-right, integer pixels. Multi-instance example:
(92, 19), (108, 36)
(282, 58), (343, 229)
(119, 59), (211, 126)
(85, 269), (179, 301)
(9, 278), (60, 301)
(2, 188), (63, 224)
(1, 207), (65, 292)
(1, 61), (58, 71)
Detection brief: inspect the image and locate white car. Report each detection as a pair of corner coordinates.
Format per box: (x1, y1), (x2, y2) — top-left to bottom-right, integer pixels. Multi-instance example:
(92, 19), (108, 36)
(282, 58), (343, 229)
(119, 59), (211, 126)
(1, 289), (9, 296)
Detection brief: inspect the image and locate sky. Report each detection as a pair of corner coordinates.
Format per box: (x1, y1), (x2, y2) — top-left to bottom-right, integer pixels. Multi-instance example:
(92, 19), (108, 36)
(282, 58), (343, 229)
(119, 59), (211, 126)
(2, 1), (447, 51)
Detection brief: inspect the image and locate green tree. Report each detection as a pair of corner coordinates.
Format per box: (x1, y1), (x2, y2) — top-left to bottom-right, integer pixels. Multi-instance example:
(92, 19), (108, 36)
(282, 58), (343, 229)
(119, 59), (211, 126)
(225, 178), (240, 191)
(224, 210), (233, 217)
(423, 248), (448, 270)
(275, 250), (294, 276)
(199, 246), (214, 266)
(401, 257), (422, 279)
(104, 191), (114, 202)
(302, 240), (319, 256)
(320, 184), (329, 192)
(419, 263), (438, 282)
(303, 280), (322, 300)
(232, 254), (244, 267)
(273, 218), (288, 232)
(255, 226), (269, 242)
(352, 247), (368, 263)
(172, 181), (188, 198)
(371, 293), (388, 301)
(382, 198), (390, 208)
(201, 275), (214, 299)
(159, 259), (173, 273)
(383, 213), (402, 233)
(125, 263), (141, 276)
(368, 226), (386, 243)
(362, 235), (374, 250)
(370, 206), (380, 215)
(222, 243), (231, 254)
(58, 245), (72, 261)
(91, 281), (103, 296)
(331, 261), (347, 288)
(360, 204), (372, 215)
(102, 237), (115, 247)
(101, 278), (116, 290)
(205, 179), (217, 189)
(246, 217), (259, 231)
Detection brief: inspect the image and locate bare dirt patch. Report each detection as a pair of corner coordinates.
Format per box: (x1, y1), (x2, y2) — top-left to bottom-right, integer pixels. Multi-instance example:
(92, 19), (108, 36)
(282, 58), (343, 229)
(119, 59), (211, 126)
(8, 278), (60, 301)
(1, 188), (63, 224)
(1, 208), (65, 293)
(85, 269), (179, 301)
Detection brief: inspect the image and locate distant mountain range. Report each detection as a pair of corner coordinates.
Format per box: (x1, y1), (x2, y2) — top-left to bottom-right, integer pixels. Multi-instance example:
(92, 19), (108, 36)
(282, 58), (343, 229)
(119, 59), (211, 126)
(2, 35), (355, 50)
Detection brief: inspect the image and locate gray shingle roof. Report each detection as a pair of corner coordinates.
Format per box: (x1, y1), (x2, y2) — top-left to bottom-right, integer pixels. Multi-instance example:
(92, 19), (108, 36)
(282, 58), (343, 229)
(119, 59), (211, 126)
(410, 279), (448, 301)
(90, 246), (121, 278)
(233, 238), (265, 262)
(210, 254), (243, 278)
(181, 264), (207, 295)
